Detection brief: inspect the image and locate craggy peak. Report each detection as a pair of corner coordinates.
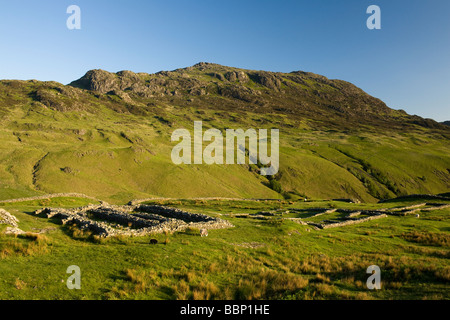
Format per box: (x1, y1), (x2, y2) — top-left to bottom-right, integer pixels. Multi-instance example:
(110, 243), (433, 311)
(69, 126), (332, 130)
(66, 63), (447, 130)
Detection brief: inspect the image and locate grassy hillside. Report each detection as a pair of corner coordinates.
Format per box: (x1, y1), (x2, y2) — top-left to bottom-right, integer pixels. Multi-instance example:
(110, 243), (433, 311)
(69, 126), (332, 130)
(0, 63), (448, 203)
(0, 196), (448, 300)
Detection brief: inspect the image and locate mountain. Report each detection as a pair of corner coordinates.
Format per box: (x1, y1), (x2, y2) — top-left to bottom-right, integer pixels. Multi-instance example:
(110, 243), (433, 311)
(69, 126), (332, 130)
(66, 63), (428, 127)
(0, 62), (448, 203)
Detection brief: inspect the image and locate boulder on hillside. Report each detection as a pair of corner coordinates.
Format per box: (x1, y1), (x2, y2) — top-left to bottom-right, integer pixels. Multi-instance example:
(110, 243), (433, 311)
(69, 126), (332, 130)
(0, 209), (19, 227)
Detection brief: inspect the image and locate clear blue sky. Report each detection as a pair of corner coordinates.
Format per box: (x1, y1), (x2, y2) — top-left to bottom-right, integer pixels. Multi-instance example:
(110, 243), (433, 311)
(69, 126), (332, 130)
(1, 0), (449, 121)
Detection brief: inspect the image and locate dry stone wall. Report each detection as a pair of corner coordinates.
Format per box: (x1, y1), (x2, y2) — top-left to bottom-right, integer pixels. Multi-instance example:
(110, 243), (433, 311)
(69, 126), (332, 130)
(236, 202), (449, 230)
(0, 193), (101, 204)
(34, 203), (233, 238)
(307, 213), (388, 229)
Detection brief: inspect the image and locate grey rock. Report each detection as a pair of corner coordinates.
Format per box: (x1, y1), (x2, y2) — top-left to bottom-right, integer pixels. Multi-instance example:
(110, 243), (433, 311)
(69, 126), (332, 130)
(4, 227), (25, 235)
(0, 209), (19, 227)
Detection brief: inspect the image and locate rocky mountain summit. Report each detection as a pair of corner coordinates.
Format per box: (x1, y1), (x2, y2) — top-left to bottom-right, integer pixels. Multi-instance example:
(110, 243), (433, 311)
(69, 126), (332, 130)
(66, 62), (448, 130)
(0, 62), (442, 131)
(0, 62), (445, 132)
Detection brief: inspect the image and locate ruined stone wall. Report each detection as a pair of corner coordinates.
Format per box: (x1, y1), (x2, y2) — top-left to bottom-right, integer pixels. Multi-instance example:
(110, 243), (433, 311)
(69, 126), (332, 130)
(306, 213), (388, 229)
(34, 203), (233, 238)
(0, 193), (101, 204)
(137, 204), (216, 223)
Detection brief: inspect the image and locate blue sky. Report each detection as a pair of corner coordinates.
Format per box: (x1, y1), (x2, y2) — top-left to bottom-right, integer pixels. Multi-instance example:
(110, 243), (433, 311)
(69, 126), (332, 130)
(0, 0), (449, 121)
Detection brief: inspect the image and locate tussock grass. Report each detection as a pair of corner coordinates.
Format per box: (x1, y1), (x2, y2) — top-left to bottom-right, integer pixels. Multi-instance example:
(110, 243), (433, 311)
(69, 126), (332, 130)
(0, 197), (448, 300)
(0, 232), (49, 259)
(64, 224), (105, 244)
(400, 231), (450, 247)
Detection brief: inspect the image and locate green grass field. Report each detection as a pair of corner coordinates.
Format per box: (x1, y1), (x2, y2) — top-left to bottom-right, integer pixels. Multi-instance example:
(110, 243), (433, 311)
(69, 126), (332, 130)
(0, 196), (448, 300)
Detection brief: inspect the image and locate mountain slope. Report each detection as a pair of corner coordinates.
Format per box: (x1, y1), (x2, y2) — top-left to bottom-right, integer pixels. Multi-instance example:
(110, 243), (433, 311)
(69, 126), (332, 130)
(0, 63), (448, 203)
